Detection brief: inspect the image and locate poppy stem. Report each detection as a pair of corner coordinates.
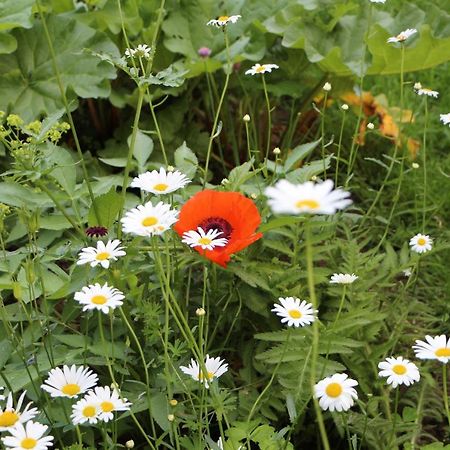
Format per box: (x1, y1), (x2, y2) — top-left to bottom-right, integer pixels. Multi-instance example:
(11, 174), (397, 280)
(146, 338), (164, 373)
(305, 221), (330, 450)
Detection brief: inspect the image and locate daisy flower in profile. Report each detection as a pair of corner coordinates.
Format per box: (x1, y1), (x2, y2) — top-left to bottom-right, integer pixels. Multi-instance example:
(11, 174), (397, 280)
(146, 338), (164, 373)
(174, 190), (262, 268)
(121, 201), (178, 237)
(207, 15), (241, 27)
(83, 386), (131, 422)
(440, 113), (450, 126)
(71, 397), (101, 425)
(41, 365), (98, 398)
(245, 63), (279, 75)
(265, 179), (352, 215)
(180, 355), (228, 388)
(387, 28), (417, 43)
(413, 335), (450, 363)
(1, 421), (53, 450)
(378, 356), (420, 388)
(409, 233), (432, 253)
(413, 82), (439, 98)
(271, 297), (316, 327)
(125, 44), (151, 59)
(314, 373), (358, 412)
(0, 391), (39, 431)
(130, 167), (190, 195)
(76, 240), (126, 269)
(370, 0), (386, 3)
(182, 227), (228, 251)
(330, 273), (358, 284)
(74, 283), (125, 314)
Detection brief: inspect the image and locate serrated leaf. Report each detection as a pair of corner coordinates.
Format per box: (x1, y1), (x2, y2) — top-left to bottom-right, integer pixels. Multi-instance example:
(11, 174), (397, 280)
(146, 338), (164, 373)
(0, 15), (119, 120)
(0, 0), (34, 54)
(141, 65), (188, 88)
(228, 160), (255, 190)
(88, 188), (122, 228)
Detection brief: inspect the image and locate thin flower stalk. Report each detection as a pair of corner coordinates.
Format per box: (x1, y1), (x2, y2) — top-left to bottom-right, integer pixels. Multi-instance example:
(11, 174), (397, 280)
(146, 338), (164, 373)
(335, 105), (348, 186)
(262, 74), (272, 162)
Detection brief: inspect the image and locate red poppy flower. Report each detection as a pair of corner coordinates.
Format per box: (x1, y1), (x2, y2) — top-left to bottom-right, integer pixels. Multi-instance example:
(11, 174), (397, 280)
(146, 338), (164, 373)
(175, 190), (263, 267)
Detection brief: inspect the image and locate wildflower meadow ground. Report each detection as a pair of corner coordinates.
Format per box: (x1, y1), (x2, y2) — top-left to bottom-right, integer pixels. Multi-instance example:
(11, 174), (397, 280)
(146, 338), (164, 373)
(0, 0), (449, 449)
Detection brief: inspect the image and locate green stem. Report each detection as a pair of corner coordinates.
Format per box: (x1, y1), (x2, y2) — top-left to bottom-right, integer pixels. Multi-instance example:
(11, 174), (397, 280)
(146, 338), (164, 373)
(321, 92), (328, 178)
(335, 109), (347, 186)
(262, 74), (272, 162)
(203, 31), (232, 187)
(389, 387), (400, 449)
(443, 365), (450, 428)
(422, 98), (428, 231)
(305, 221), (330, 450)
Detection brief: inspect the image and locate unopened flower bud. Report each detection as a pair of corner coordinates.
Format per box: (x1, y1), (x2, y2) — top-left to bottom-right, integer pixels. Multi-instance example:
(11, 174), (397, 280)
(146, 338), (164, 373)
(311, 175), (317, 181)
(198, 47), (212, 58)
(221, 178), (229, 185)
(126, 440), (135, 449)
(250, 193), (257, 200)
(169, 399), (178, 406)
(323, 82), (332, 92)
(367, 122), (375, 130)
(167, 165), (175, 172)
(168, 414), (175, 422)
(341, 104), (349, 111)
(196, 307), (206, 316)
(413, 82), (422, 90)
(243, 114), (250, 122)
(412, 162), (419, 169)
(273, 147), (281, 155)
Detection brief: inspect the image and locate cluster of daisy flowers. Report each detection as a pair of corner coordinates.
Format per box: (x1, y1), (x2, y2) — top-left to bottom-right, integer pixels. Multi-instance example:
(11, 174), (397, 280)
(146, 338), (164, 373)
(41, 365), (130, 425)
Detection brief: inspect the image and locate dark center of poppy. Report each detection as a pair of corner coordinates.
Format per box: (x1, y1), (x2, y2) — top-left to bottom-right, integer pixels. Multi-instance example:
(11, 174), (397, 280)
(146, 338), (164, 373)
(199, 217), (233, 240)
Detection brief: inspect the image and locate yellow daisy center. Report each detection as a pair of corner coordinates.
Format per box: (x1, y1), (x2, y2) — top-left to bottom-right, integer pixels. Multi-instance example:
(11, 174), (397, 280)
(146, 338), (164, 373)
(198, 237), (212, 246)
(325, 382), (343, 398)
(91, 295), (107, 305)
(218, 15), (229, 22)
(142, 216), (158, 227)
(255, 65), (266, 73)
(288, 309), (302, 319)
(0, 411), (19, 427)
(95, 252), (110, 261)
(435, 348), (450, 357)
(62, 383), (81, 396)
(392, 364), (407, 375)
(417, 237), (426, 246)
(295, 199), (320, 210)
(153, 183), (169, 192)
(101, 401), (115, 413)
(82, 406), (97, 418)
(20, 438), (37, 449)
(199, 371), (215, 381)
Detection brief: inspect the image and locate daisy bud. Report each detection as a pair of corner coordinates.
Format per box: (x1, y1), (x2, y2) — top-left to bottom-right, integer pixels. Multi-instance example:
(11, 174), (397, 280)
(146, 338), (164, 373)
(367, 122), (375, 130)
(196, 307), (206, 316)
(243, 114), (251, 122)
(341, 104), (349, 111)
(126, 440), (135, 449)
(414, 82), (422, 90)
(323, 82), (332, 92)
(167, 165), (175, 172)
(169, 399), (178, 406)
(168, 414), (175, 422)
(221, 178), (229, 185)
(273, 147), (281, 155)
(250, 193), (258, 200)
(412, 162), (419, 169)
(311, 175), (317, 181)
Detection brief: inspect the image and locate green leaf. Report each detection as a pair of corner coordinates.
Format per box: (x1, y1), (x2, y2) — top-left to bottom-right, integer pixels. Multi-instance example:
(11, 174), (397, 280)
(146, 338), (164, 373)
(88, 188), (122, 228)
(284, 139), (321, 172)
(128, 129), (153, 169)
(0, 0), (34, 54)
(286, 156), (331, 183)
(141, 65), (188, 88)
(0, 15), (119, 120)
(174, 141), (198, 179)
(0, 182), (52, 208)
(228, 160), (255, 190)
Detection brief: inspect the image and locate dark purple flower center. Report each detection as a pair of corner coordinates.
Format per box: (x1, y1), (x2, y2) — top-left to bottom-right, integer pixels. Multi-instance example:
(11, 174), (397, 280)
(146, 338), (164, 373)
(199, 217), (233, 240)
(85, 226), (108, 238)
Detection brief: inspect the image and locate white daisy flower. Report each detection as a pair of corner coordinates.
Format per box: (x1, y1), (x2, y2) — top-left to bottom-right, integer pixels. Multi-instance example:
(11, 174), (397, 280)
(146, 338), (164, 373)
(181, 227), (228, 251)
(314, 373), (358, 412)
(378, 356), (420, 388)
(440, 113), (450, 126)
(0, 391), (39, 431)
(329, 273), (358, 284)
(271, 297), (316, 327)
(180, 355), (228, 388)
(124, 48), (135, 58)
(387, 28), (417, 43)
(124, 44), (151, 59)
(83, 386), (131, 423)
(71, 397), (101, 425)
(74, 283), (125, 314)
(245, 63), (279, 76)
(76, 239), (126, 269)
(1, 421), (53, 450)
(413, 83), (439, 98)
(41, 365), (98, 398)
(413, 335), (450, 363)
(121, 201), (178, 237)
(265, 179), (352, 215)
(409, 233), (432, 253)
(130, 167), (190, 194)
(207, 15), (241, 27)
(402, 267), (412, 277)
